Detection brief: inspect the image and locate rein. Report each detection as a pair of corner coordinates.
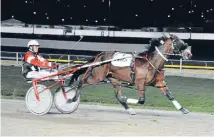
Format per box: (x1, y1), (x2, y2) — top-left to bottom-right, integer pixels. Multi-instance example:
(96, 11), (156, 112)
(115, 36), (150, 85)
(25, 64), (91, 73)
(136, 55), (162, 74)
(163, 53), (182, 56)
(135, 40), (175, 86)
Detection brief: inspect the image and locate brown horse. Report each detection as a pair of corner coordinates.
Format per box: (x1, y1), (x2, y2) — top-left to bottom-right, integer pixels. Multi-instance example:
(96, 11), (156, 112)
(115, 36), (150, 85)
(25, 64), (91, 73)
(70, 34), (192, 115)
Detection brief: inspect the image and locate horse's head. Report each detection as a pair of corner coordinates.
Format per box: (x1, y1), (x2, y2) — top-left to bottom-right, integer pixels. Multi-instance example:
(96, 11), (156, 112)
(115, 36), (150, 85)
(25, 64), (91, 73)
(149, 36), (174, 57)
(169, 34), (193, 60)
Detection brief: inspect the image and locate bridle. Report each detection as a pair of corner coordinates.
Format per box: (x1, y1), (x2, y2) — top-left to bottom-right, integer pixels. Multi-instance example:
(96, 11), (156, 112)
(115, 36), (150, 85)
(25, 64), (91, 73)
(161, 38), (190, 60)
(155, 38), (175, 62)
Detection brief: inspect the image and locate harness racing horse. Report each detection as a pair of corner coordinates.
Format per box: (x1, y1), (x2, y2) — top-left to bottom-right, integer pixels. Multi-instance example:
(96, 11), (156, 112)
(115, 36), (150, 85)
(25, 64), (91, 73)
(70, 34), (192, 115)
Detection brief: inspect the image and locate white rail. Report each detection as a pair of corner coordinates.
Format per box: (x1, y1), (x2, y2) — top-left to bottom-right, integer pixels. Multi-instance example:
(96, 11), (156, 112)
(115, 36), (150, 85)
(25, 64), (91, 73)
(1, 51), (214, 71)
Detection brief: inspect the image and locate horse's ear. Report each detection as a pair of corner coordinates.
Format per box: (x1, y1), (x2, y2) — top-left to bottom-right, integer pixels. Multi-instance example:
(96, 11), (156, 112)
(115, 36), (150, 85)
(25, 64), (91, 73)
(169, 34), (174, 40)
(161, 36), (170, 41)
(150, 38), (160, 47)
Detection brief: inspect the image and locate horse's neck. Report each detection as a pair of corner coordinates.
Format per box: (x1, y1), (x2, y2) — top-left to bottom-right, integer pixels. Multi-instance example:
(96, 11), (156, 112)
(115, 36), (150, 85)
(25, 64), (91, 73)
(149, 46), (168, 70)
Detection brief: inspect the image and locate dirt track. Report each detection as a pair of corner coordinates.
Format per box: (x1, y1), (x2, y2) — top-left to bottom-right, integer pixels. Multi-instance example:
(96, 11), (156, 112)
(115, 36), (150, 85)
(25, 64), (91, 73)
(1, 99), (214, 136)
(1, 61), (214, 136)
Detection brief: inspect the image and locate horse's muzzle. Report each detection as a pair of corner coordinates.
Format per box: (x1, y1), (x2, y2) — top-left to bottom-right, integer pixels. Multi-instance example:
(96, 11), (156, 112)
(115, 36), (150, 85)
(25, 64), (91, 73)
(182, 48), (193, 60)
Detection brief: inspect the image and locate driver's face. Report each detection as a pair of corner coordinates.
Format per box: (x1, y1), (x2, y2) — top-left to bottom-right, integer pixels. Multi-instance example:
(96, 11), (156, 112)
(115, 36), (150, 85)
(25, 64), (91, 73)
(32, 45), (39, 52)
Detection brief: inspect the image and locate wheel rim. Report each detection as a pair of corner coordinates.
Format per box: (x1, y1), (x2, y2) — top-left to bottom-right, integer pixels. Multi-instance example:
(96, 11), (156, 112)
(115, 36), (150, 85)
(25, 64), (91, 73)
(25, 84), (53, 115)
(54, 87), (80, 113)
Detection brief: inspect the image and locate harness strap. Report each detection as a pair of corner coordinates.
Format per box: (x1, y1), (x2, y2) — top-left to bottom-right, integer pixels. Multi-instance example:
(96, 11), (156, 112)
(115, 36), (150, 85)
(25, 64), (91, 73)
(129, 53), (136, 84)
(136, 55), (165, 86)
(137, 55), (162, 74)
(155, 46), (168, 61)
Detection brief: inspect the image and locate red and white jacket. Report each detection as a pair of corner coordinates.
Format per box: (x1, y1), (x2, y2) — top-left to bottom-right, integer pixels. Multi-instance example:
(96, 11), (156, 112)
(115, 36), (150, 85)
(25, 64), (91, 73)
(22, 51), (56, 76)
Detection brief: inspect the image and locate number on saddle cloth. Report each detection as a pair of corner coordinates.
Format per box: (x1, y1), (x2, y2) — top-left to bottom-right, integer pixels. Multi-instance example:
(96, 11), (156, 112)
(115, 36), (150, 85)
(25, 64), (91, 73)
(111, 52), (133, 67)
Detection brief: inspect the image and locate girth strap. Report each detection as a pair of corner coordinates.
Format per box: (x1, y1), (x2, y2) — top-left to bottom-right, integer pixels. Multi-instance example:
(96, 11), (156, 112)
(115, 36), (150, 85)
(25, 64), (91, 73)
(129, 53), (136, 85)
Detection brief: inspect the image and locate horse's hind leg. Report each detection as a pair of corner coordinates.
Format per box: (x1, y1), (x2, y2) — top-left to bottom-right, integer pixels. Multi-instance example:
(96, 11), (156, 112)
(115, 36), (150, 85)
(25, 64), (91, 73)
(82, 64), (109, 86)
(156, 81), (189, 114)
(108, 78), (136, 115)
(73, 65), (109, 102)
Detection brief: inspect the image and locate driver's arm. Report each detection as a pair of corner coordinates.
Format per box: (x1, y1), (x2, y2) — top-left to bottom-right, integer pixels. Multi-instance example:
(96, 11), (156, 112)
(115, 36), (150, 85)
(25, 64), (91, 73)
(24, 53), (53, 68)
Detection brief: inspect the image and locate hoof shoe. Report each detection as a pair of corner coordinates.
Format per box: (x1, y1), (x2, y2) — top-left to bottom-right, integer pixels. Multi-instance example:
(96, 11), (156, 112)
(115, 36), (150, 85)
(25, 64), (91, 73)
(126, 108), (136, 115)
(181, 108), (189, 114)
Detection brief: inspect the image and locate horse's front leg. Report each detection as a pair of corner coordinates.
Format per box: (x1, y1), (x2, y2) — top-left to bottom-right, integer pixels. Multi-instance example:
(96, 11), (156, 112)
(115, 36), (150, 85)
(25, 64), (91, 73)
(158, 82), (189, 114)
(135, 81), (146, 105)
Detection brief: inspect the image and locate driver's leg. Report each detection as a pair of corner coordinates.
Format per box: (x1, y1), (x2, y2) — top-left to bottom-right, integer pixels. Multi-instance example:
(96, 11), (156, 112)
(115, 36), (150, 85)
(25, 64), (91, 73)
(26, 71), (40, 79)
(38, 69), (59, 80)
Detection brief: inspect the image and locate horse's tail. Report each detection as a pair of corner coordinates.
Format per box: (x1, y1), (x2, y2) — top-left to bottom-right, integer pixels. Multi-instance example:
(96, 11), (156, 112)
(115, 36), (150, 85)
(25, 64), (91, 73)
(69, 52), (104, 84)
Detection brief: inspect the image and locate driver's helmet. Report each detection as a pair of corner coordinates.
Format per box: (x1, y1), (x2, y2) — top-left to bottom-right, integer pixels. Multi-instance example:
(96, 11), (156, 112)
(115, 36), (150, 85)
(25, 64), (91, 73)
(27, 40), (40, 48)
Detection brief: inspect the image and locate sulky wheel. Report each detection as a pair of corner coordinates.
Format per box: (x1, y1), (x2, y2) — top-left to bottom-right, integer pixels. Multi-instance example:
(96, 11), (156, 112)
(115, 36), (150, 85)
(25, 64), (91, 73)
(54, 86), (80, 114)
(25, 84), (53, 116)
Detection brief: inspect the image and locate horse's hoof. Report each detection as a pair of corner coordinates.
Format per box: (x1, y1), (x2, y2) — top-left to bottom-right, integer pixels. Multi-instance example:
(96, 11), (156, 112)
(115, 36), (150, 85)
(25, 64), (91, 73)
(181, 108), (189, 114)
(126, 108), (136, 115)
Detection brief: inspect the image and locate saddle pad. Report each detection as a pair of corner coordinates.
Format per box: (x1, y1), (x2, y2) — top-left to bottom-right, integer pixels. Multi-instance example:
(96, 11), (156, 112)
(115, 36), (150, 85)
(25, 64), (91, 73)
(111, 52), (133, 67)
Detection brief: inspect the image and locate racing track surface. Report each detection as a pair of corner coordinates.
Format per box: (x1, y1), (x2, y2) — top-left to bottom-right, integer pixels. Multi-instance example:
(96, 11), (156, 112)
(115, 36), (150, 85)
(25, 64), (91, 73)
(1, 99), (214, 136)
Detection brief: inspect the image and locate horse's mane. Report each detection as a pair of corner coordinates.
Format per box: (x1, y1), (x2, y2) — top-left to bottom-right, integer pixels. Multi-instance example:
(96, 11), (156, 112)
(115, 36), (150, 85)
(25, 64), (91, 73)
(137, 36), (168, 56)
(170, 34), (179, 40)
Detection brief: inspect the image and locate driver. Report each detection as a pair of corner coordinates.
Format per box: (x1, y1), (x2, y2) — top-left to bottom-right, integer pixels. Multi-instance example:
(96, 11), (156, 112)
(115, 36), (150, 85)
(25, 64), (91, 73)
(22, 40), (59, 80)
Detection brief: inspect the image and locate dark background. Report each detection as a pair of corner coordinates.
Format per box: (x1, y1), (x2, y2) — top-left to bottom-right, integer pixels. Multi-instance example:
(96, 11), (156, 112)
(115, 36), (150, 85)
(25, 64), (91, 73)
(1, 0), (214, 60)
(2, 0), (214, 28)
